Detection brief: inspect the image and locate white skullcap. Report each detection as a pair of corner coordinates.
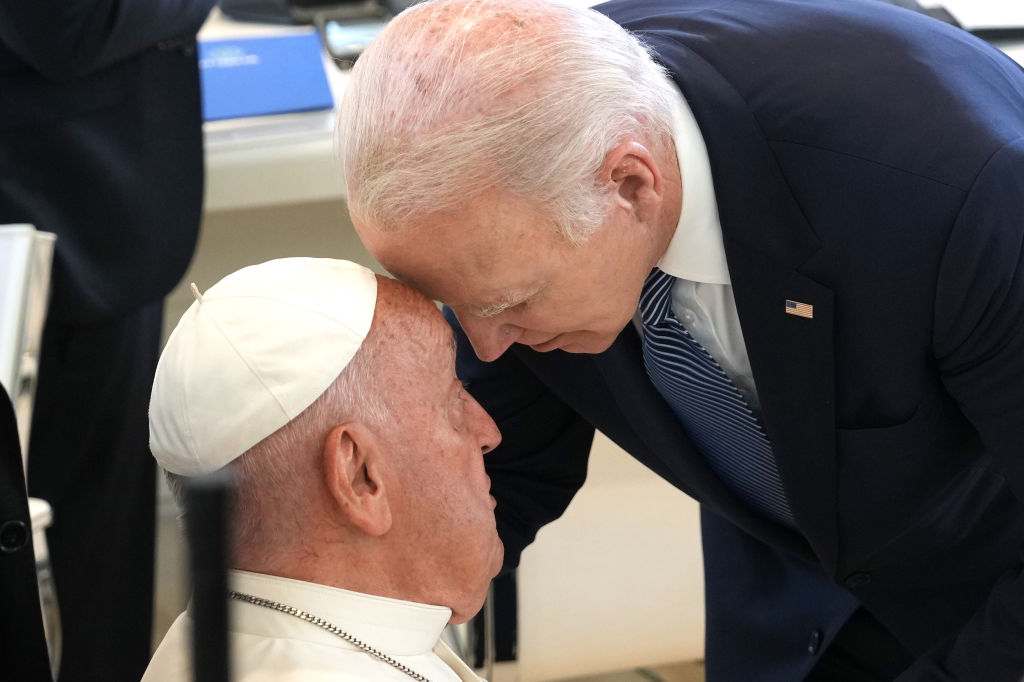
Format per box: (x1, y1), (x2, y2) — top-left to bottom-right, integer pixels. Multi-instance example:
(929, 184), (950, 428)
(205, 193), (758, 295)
(149, 257), (377, 475)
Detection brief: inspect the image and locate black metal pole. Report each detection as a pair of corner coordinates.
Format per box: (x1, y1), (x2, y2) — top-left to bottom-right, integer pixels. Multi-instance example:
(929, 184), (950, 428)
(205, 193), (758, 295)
(184, 469), (234, 682)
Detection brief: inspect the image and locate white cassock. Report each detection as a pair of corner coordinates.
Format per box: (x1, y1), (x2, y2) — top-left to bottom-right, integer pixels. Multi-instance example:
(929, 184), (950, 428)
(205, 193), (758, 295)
(143, 570), (484, 682)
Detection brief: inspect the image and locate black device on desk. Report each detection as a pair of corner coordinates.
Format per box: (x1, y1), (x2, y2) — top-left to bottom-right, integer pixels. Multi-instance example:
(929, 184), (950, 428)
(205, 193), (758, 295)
(220, 0), (415, 24)
(319, 15), (389, 67)
(316, 0), (421, 67)
(220, 0), (415, 67)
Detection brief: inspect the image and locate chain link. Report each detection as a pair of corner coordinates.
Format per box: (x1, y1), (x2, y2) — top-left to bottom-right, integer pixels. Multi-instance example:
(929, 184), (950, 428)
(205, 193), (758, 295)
(228, 590), (433, 681)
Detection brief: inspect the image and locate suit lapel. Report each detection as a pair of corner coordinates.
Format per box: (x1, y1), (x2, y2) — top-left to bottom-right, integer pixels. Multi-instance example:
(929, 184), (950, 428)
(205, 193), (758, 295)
(591, 329), (814, 558)
(645, 34), (841, 572)
(726, 247), (839, 573)
(516, 333), (810, 556)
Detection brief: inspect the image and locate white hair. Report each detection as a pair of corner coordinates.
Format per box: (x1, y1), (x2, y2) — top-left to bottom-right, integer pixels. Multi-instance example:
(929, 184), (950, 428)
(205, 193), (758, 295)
(164, 321), (391, 553)
(163, 280), (448, 561)
(229, 333), (391, 553)
(338, 0), (677, 244)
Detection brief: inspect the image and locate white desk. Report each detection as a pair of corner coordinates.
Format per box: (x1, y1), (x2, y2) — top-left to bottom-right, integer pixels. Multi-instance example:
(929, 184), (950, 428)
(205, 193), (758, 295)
(0, 224), (55, 458)
(163, 11), (373, 338)
(196, 0), (598, 213)
(199, 10), (349, 213)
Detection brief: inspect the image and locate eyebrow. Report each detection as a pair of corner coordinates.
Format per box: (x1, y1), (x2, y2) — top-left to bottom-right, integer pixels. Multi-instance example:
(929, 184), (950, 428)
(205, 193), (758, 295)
(473, 297), (521, 318)
(471, 285), (543, 318)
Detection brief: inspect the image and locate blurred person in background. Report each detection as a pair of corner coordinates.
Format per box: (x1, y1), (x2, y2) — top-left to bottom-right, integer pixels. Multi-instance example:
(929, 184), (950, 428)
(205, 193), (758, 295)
(0, 0), (215, 679)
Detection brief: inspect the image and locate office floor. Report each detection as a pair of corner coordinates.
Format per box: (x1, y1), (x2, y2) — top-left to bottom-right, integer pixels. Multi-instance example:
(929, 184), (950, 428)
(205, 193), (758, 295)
(567, 663), (704, 682)
(484, 661), (704, 682)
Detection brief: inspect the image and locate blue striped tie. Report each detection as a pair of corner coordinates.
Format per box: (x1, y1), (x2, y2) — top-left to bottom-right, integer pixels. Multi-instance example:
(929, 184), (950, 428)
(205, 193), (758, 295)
(639, 268), (794, 526)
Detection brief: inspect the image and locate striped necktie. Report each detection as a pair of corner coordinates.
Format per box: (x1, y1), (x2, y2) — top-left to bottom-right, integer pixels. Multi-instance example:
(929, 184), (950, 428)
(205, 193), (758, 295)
(639, 268), (794, 526)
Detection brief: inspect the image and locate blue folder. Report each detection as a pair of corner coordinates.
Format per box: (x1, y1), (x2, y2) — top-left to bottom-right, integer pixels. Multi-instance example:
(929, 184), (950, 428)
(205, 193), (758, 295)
(198, 31), (334, 121)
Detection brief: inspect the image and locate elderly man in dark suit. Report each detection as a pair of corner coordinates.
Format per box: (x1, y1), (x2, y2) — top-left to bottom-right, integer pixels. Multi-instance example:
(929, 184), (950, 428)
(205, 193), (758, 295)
(338, 0), (1024, 680)
(0, 1), (214, 679)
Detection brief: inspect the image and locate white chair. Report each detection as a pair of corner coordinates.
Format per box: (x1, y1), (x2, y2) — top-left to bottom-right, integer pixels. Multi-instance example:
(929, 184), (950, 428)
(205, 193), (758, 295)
(0, 223), (61, 676)
(516, 432), (705, 681)
(0, 224), (55, 460)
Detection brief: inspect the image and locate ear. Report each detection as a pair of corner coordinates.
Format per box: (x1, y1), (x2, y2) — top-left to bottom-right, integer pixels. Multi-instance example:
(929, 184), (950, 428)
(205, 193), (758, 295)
(598, 140), (665, 223)
(322, 422), (392, 537)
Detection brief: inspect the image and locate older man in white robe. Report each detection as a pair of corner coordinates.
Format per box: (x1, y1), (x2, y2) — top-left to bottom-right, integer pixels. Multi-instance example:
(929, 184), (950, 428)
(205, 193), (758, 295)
(142, 258), (502, 682)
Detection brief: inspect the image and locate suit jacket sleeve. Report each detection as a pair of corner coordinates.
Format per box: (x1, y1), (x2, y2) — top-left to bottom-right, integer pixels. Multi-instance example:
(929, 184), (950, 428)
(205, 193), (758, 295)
(444, 307), (595, 570)
(903, 138), (1024, 680)
(0, 0), (215, 81)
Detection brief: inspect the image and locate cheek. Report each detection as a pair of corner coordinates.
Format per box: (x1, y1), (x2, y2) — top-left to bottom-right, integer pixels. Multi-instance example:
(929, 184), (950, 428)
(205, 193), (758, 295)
(545, 280), (632, 330)
(507, 300), (584, 333)
(447, 402), (468, 432)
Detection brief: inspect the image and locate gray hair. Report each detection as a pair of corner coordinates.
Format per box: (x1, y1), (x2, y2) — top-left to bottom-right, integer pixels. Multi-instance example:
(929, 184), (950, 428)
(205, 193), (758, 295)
(338, 0), (677, 244)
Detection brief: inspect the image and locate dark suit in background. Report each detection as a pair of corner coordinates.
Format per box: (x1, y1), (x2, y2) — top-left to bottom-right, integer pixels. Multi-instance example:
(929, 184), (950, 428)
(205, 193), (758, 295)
(452, 1), (1024, 680)
(0, 1), (214, 679)
(0, 383), (51, 682)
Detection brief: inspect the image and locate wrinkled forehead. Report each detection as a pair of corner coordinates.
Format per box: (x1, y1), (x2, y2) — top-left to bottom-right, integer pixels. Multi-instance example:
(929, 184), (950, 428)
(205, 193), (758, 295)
(375, 279), (458, 366)
(362, 195), (561, 308)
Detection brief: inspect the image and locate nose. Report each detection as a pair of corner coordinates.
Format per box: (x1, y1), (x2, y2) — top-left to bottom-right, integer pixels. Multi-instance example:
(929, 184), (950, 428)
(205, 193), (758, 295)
(469, 397), (502, 455)
(456, 311), (522, 362)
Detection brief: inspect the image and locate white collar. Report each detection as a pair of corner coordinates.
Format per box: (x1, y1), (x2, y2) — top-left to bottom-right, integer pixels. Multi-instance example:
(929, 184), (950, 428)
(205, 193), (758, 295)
(227, 569), (453, 657)
(656, 81), (731, 285)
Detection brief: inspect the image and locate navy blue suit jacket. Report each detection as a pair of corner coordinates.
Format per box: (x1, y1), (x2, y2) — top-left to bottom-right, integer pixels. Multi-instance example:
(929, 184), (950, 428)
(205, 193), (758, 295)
(450, 1), (1024, 680)
(0, 3), (214, 679)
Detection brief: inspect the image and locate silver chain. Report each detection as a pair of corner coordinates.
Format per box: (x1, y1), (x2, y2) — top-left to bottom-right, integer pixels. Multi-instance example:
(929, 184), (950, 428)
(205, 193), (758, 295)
(228, 590), (433, 682)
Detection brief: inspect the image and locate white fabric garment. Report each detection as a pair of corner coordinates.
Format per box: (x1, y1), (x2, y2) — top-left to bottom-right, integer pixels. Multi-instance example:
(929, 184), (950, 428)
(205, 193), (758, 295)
(142, 570), (484, 682)
(652, 83), (761, 412)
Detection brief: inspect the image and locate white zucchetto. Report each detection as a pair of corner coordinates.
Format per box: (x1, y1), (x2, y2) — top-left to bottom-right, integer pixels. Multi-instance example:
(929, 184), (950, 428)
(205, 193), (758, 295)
(149, 257), (377, 475)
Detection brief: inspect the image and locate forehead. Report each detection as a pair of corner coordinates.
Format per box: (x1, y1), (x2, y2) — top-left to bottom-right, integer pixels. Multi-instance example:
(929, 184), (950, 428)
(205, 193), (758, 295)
(394, 296), (454, 348)
(377, 312), (458, 412)
(360, 192), (564, 304)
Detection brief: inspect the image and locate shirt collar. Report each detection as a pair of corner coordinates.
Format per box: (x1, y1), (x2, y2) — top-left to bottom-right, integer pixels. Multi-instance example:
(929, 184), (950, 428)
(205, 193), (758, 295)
(226, 569), (452, 657)
(656, 81), (731, 285)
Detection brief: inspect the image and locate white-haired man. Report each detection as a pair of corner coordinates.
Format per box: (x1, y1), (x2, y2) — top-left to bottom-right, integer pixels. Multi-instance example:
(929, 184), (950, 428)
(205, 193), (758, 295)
(142, 258), (502, 681)
(339, 0), (1024, 680)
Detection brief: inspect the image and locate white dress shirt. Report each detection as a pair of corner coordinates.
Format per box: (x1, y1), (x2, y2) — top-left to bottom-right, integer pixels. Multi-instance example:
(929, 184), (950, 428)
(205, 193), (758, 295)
(142, 570), (483, 682)
(649, 83), (761, 412)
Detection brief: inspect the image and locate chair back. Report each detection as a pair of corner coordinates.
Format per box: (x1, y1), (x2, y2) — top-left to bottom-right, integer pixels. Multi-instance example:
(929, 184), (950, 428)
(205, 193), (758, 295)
(0, 223), (56, 464)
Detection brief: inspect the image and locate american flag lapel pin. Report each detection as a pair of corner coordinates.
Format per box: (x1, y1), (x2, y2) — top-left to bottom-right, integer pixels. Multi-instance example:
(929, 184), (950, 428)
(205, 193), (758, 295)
(785, 299), (814, 319)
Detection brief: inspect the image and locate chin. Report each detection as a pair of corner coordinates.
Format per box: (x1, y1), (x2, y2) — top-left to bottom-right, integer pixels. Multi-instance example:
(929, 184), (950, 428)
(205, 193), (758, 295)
(562, 334), (617, 355)
(448, 589), (490, 625)
(448, 542), (503, 625)
(448, 610), (474, 626)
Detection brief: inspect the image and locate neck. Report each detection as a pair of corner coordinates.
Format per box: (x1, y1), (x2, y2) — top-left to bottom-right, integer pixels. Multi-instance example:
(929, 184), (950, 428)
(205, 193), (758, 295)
(233, 536), (414, 603)
(651, 138), (684, 267)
